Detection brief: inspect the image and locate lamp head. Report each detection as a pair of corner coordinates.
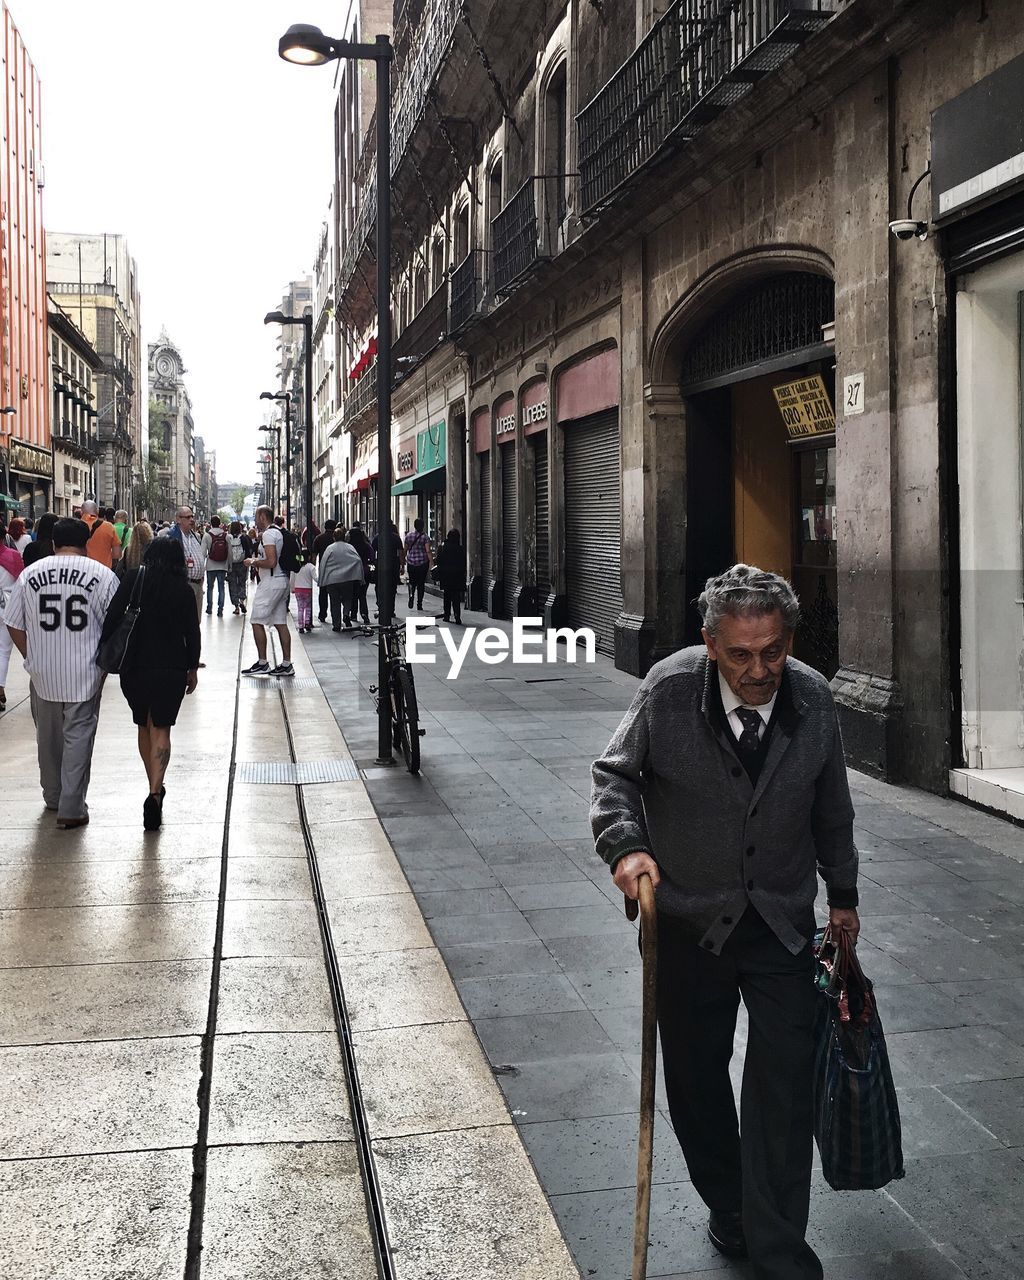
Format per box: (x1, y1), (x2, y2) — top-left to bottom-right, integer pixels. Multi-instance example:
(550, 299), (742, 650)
(279, 24), (334, 66)
(259, 391), (276, 401)
(264, 311), (289, 326)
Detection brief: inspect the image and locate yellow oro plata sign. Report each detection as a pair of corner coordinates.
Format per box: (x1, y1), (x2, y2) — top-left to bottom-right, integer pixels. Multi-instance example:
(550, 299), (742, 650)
(772, 374), (836, 440)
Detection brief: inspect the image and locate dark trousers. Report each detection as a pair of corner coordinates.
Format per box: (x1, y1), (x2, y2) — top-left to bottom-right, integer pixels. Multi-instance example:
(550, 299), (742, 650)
(657, 907), (822, 1280)
(407, 563), (428, 608)
(442, 585), (462, 622)
(326, 582), (358, 627)
(354, 580), (370, 622)
(318, 584), (329, 621)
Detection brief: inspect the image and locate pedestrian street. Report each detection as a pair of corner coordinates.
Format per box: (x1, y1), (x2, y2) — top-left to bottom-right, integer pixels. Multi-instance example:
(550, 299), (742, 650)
(0, 613), (576, 1280)
(306, 601), (1024, 1280)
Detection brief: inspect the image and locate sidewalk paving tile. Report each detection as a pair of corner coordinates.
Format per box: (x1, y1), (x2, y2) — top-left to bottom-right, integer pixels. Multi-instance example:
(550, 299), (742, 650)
(208, 1032), (353, 1145)
(217, 957), (335, 1034)
(0, 1036), (201, 1158)
(0, 1148), (194, 1280)
(201, 1142), (377, 1280)
(0, 958), (210, 1045)
(374, 1124), (579, 1280)
(222, 898), (322, 959)
(0, 902), (216, 967)
(352, 1020), (509, 1138)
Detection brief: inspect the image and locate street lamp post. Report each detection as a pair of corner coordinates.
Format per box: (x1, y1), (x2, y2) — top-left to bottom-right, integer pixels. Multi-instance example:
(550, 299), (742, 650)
(258, 424), (281, 510)
(259, 390), (293, 526)
(262, 318), (312, 539)
(279, 23), (394, 766)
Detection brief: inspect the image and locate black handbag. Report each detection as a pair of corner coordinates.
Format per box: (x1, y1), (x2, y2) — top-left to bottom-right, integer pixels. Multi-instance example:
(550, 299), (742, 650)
(812, 925), (905, 1191)
(97, 566), (146, 674)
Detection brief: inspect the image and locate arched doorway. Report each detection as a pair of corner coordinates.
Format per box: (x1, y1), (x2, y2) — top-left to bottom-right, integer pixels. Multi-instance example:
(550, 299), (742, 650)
(678, 271), (839, 677)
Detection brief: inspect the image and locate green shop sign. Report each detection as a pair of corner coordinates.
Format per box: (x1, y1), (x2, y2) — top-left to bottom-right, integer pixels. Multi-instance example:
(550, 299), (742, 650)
(416, 420), (445, 474)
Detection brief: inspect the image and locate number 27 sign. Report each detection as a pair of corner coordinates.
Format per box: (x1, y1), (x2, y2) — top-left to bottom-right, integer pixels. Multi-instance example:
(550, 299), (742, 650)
(843, 373), (865, 417)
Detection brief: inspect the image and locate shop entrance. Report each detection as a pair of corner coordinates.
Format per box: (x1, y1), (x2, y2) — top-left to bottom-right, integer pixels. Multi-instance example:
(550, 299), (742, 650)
(679, 273), (838, 677)
(951, 250), (1024, 796)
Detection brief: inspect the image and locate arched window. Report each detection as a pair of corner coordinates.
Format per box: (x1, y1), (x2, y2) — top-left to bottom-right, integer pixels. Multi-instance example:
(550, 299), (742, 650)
(545, 62), (568, 227)
(431, 238), (446, 294)
(454, 204), (470, 265)
(414, 268), (427, 312)
(399, 286), (409, 334)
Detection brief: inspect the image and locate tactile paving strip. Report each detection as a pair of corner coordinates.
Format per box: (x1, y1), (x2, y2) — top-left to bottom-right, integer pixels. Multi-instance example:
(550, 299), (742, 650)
(244, 677), (321, 690)
(237, 759), (360, 784)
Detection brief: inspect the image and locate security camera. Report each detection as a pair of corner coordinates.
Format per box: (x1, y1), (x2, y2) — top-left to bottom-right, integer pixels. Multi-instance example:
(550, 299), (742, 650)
(888, 219), (929, 242)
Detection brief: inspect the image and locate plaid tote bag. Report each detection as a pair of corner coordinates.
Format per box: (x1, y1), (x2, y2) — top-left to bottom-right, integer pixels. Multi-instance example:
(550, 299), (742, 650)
(812, 925), (905, 1191)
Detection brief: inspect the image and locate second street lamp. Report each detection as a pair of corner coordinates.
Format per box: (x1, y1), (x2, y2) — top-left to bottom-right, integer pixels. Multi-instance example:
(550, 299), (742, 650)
(279, 23), (394, 766)
(263, 313), (313, 540)
(259, 389), (294, 527)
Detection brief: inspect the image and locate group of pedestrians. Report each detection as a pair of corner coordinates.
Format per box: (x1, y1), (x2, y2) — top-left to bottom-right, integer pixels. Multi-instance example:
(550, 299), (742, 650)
(2, 515), (199, 831)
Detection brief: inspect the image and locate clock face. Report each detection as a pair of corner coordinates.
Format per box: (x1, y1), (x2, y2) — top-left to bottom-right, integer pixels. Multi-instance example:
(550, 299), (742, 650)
(156, 354), (174, 378)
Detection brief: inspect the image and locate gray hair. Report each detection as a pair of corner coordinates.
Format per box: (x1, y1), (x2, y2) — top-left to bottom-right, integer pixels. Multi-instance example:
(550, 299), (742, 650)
(698, 563), (800, 636)
(81, 500), (98, 516)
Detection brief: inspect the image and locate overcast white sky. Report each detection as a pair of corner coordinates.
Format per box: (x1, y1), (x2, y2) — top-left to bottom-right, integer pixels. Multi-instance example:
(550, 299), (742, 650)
(13, 0), (343, 488)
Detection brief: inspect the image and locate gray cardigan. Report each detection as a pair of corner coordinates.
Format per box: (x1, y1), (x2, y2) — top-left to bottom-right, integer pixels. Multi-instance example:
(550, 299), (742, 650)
(591, 647), (858, 955)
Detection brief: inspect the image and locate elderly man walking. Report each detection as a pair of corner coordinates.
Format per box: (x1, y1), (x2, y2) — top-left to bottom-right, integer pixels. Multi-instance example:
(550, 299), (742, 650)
(591, 564), (859, 1280)
(4, 518), (119, 828)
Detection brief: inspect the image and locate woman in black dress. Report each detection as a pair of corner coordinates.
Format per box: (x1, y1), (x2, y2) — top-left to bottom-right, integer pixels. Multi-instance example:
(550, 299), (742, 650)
(101, 537), (201, 830)
(435, 528), (467, 624)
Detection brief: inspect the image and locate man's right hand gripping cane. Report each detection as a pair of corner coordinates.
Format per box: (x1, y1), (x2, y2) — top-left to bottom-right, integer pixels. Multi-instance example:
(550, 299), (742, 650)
(614, 852), (661, 920)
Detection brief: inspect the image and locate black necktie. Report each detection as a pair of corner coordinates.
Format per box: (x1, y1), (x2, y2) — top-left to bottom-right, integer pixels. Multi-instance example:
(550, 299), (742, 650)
(735, 707), (763, 757)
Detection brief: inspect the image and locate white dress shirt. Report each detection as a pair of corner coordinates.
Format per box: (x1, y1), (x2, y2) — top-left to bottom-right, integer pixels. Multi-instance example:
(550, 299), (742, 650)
(718, 671), (777, 743)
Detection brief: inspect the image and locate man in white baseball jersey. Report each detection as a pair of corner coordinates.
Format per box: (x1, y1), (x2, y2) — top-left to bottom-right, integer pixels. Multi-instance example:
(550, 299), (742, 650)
(242, 504), (293, 677)
(4, 518), (119, 828)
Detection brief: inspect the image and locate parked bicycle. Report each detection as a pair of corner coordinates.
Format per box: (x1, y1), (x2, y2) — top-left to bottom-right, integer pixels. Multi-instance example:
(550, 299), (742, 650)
(367, 622), (423, 773)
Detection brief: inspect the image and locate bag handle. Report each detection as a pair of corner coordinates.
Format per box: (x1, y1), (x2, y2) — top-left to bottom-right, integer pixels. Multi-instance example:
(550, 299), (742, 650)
(128, 565), (146, 608)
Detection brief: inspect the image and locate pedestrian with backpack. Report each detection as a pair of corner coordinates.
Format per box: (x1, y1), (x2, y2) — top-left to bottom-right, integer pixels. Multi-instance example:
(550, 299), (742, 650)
(201, 516), (230, 616)
(227, 520), (253, 616)
(242, 505), (296, 677)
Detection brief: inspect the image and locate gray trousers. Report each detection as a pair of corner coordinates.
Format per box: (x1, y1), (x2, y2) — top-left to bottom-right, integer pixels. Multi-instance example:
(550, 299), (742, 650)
(30, 687), (102, 821)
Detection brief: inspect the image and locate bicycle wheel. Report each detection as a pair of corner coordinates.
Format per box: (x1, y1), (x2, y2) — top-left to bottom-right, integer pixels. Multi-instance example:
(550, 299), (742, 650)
(397, 667), (420, 774)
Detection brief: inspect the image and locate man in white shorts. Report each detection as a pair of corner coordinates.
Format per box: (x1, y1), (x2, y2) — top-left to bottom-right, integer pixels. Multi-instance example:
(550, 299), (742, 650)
(242, 505), (294, 677)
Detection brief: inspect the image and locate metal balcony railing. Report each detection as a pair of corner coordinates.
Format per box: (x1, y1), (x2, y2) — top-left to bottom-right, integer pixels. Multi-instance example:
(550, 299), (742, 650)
(338, 0), (461, 299)
(392, 0), (460, 168)
(449, 250), (483, 331)
(577, 0), (837, 213)
(492, 179), (546, 295)
(394, 282), (448, 370)
(344, 363), (378, 422)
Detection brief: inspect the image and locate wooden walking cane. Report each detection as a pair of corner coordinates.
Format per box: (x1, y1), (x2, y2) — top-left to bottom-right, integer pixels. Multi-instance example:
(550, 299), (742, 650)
(624, 872), (658, 1280)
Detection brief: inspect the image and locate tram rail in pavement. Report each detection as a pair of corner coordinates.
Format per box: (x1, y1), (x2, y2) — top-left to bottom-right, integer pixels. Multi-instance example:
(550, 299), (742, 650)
(0, 616), (579, 1279)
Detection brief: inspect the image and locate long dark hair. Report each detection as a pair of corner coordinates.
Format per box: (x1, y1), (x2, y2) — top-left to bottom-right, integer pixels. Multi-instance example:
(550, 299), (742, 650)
(348, 526), (372, 558)
(444, 528), (461, 547)
(143, 536), (187, 579)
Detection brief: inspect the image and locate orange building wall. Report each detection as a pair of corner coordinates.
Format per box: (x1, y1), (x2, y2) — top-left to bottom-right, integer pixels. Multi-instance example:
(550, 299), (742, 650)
(0, 4), (47, 458)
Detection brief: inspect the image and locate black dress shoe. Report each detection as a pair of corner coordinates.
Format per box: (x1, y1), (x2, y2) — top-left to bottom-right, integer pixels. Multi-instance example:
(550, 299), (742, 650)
(707, 1209), (746, 1258)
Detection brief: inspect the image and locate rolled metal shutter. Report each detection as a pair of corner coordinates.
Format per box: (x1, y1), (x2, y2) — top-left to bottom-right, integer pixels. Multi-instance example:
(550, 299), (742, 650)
(501, 442), (518, 618)
(479, 452), (492, 592)
(532, 434), (550, 598)
(564, 410), (622, 654)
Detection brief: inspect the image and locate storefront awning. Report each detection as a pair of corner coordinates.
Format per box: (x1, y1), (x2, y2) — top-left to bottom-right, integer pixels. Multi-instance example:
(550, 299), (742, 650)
(391, 465), (445, 498)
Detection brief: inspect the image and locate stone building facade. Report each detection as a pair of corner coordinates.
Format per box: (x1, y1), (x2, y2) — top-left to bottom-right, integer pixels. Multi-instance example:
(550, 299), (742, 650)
(325, 0), (1024, 812)
(148, 331), (195, 522)
(46, 233), (142, 511)
(47, 298), (102, 516)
